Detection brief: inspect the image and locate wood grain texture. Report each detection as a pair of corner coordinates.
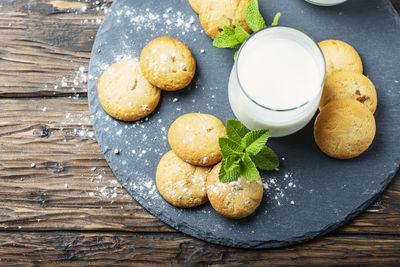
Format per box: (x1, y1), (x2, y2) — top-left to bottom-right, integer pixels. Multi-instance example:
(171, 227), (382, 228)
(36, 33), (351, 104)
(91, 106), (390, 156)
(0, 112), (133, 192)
(0, 0), (399, 265)
(0, 232), (399, 266)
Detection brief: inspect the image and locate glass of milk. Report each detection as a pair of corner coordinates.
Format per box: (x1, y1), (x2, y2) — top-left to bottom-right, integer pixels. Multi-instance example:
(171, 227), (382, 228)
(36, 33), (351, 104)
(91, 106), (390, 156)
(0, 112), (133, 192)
(228, 26), (326, 137)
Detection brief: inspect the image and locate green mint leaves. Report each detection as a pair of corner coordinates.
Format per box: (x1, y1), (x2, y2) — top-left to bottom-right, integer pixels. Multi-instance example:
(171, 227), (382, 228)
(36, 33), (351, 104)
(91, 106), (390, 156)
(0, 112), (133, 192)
(213, 0), (282, 59)
(245, 0), (267, 32)
(234, 19), (250, 43)
(271, 12), (281, 26)
(212, 26), (242, 49)
(218, 120), (279, 182)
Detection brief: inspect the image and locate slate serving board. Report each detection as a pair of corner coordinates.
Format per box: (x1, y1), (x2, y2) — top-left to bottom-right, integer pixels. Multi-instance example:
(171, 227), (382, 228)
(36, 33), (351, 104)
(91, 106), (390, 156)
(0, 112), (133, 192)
(88, 0), (400, 248)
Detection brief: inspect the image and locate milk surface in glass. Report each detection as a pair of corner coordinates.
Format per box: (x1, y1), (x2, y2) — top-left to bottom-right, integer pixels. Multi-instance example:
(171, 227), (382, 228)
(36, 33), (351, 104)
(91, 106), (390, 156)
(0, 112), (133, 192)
(228, 26), (326, 137)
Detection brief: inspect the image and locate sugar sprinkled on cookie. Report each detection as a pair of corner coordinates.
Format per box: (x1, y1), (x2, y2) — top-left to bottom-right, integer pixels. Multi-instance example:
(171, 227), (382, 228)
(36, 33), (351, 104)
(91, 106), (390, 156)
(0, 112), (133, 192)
(168, 113), (226, 166)
(206, 163), (263, 219)
(97, 59), (160, 121)
(140, 36), (196, 91)
(156, 150), (210, 208)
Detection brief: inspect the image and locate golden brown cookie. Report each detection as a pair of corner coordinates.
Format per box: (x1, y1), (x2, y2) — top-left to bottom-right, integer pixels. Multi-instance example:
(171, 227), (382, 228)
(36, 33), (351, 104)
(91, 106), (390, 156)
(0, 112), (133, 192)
(168, 113), (226, 166)
(199, 0), (251, 40)
(156, 150), (210, 208)
(140, 37), (196, 91)
(319, 71), (377, 113)
(314, 99), (376, 159)
(206, 163), (263, 219)
(318, 40), (363, 76)
(97, 60), (160, 121)
(189, 0), (206, 13)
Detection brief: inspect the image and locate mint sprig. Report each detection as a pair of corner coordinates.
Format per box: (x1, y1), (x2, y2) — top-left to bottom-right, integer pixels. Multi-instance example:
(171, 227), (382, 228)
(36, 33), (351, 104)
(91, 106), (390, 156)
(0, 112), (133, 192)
(213, 0), (282, 59)
(212, 26), (242, 49)
(218, 120), (279, 182)
(245, 0), (267, 32)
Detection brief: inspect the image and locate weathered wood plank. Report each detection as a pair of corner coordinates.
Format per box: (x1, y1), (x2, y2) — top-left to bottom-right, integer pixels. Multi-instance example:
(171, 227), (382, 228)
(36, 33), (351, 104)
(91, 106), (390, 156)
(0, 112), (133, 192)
(0, 98), (173, 232)
(0, 98), (399, 234)
(0, 0), (113, 97)
(0, 231), (399, 266)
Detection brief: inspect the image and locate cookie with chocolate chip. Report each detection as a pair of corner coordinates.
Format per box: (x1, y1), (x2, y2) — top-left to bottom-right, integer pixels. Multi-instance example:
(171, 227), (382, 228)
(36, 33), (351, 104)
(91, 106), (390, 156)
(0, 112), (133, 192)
(140, 37), (196, 91)
(156, 150), (210, 208)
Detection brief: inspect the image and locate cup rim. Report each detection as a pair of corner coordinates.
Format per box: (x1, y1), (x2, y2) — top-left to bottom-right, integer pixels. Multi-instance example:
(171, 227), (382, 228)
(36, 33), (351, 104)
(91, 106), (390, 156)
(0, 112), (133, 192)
(235, 25), (326, 112)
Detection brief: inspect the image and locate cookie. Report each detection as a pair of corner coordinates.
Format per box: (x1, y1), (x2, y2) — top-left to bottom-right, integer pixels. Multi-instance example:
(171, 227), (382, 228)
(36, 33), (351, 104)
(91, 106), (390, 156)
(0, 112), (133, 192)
(199, 0), (251, 40)
(189, 0), (205, 13)
(156, 150), (210, 208)
(319, 71), (377, 113)
(206, 163), (263, 219)
(98, 59), (160, 121)
(168, 113), (226, 166)
(140, 37), (196, 91)
(318, 40), (363, 76)
(314, 99), (376, 159)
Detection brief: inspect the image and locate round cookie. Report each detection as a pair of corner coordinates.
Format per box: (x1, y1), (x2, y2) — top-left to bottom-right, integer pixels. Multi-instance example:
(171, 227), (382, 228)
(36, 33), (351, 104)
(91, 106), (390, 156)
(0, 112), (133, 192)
(314, 99), (376, 159)
(318, 40), (363, 76)
(319, 71), (377, 113)
(188, 0), (206, 13)
(98, 59), (160, 121)
(206, 163), (263, 219)
(199, 0), (251, 40)
(140, 37), (196, 91)
(168, 113), (226, 166)
(156, 150), (210, 208)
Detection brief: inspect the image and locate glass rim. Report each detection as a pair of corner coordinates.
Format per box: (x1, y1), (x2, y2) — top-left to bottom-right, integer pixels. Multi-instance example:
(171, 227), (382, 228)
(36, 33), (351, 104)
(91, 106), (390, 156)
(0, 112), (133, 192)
(235, 25), (326, 112)
(304, 0), (348, 6)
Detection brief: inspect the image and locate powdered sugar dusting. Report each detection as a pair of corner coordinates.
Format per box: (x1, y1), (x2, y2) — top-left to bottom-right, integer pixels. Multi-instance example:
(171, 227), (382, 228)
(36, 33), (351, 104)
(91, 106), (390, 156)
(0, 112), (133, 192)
(263, 168), (297, 208)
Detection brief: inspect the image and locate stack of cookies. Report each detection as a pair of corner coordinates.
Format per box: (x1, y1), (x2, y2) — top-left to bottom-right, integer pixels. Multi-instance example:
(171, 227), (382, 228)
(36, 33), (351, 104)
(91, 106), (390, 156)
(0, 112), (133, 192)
(97, 36), (196, 121)
(156, 113), (264, 219)
(189, 0), (252, 39)
(314, 40), (377, 159)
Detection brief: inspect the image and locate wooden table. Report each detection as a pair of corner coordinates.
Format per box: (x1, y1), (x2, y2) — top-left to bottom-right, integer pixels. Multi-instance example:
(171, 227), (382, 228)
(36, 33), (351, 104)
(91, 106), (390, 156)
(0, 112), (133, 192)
(0, 0), (399, 265)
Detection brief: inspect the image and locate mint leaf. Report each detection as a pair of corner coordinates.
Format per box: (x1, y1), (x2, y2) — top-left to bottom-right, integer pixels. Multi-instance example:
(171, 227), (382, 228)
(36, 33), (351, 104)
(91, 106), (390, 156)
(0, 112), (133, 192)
(239, 152), (260, 180)
(246, 0), (266, 32)
(219, 157), (241, 182)
(213, 27), (242, 48)
(219, 137), (243, 158)
(225, 154), (241, 168)
(218, 118), (280, 182)
(219, 158), (227, 179)
(234, 19), (250, 43)
(226, 119), (250, 144)
(223, 25), (235, 35)
(271, 12), (281, 26)
(241, 130), (270, 155)
(250, 146), (279, 171)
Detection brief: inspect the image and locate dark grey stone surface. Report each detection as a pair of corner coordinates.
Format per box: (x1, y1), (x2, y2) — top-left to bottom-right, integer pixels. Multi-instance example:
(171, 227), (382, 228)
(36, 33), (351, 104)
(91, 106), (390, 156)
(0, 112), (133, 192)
(88, 0), (400, 248)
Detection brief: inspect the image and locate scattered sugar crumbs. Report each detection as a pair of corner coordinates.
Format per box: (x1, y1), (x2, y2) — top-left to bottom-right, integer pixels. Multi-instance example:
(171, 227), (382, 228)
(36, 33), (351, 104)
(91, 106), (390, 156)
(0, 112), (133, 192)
(263, 159), (298, 208)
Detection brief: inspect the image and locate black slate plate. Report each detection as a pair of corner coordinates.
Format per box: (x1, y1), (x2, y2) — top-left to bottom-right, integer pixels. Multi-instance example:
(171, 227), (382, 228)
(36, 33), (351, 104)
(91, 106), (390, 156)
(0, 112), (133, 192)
(88, 0), (400, 248)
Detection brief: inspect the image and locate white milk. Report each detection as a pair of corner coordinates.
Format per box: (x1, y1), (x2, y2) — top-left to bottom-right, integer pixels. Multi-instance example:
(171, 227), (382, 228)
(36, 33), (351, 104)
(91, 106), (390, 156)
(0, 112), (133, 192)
(228, 26), (325, 137)
(304, 0), (347, 6)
